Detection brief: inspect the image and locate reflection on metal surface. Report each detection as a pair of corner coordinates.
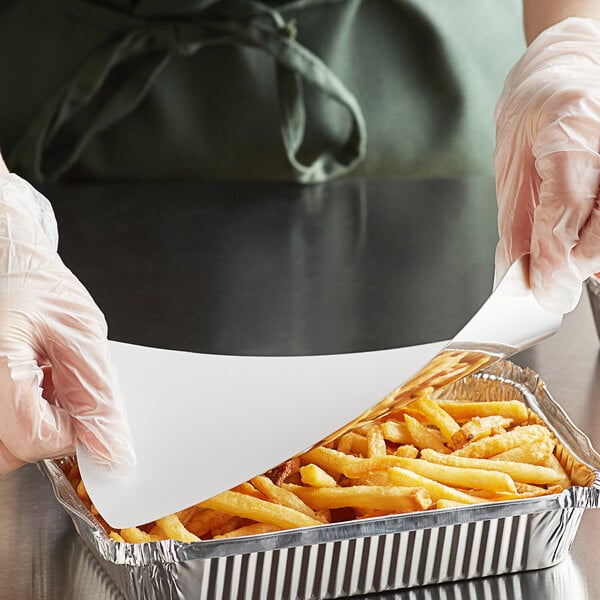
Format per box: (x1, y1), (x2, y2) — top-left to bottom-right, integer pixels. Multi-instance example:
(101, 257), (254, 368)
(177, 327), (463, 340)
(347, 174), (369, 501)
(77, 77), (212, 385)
(288, 179), (368, 354)
(64, 536), (125, 600)
(48, 178), (499, 354)
(365, 555), (586, 600)
(0, 465), (124, 600)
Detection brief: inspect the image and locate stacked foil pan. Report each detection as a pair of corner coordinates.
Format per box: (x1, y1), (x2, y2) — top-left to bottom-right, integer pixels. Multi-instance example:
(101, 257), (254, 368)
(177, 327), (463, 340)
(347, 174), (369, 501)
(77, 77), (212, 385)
(41, 360), (600, 600)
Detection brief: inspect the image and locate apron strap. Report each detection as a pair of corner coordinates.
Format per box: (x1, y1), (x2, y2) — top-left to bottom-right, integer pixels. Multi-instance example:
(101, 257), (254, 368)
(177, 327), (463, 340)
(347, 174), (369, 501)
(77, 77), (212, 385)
(10, 0), (366, 183)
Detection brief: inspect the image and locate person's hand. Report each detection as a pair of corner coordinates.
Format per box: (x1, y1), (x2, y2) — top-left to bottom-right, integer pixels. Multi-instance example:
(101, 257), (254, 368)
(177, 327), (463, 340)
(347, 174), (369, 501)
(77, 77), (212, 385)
(0, 158), (135, 473)
(494, 17), (600, 312)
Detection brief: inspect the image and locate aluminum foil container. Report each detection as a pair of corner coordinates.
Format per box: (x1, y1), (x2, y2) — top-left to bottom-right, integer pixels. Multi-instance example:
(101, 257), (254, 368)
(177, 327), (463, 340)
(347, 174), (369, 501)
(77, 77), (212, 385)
(586, 274), (600, 340)
(40, 360), (600, 600)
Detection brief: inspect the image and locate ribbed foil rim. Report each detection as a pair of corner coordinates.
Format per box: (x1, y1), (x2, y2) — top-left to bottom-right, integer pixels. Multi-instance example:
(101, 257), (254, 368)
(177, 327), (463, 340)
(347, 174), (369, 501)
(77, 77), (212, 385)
(41, 360), (600, 568)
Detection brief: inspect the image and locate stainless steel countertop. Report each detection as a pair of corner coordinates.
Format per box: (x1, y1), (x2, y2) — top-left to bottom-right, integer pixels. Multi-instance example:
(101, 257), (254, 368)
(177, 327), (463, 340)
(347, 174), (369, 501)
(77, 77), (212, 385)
(0, 177), (598, 599)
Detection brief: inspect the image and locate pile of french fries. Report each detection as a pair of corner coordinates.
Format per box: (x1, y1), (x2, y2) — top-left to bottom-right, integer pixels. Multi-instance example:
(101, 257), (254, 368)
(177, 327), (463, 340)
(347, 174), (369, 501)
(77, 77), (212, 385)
(63, 388), (573, 544)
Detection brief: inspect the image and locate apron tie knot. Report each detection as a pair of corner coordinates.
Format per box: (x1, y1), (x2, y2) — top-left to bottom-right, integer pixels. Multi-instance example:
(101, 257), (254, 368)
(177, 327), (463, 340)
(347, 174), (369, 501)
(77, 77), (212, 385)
(10, 0), (366, 183)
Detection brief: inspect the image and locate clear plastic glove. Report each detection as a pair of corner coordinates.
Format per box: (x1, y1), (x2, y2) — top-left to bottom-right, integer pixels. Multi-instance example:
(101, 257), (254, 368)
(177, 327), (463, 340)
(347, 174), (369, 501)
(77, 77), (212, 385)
(494, 17), (600, 313)
(0, 166), (135, 473)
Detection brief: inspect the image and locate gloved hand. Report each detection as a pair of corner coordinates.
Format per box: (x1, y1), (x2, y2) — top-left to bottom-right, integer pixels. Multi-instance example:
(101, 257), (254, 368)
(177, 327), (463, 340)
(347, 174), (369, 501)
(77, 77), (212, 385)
(0, 161), (135, 473)
(494, 17), (600, 313)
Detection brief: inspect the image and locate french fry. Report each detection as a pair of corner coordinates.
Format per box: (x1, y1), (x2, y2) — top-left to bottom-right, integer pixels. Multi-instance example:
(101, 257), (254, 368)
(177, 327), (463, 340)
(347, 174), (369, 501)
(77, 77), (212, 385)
(355, 470), (390, 486)
(435, 498), (470, 509)
(109, 531), (126, 543)
(435, 400), (528, 424)
(251, 475), (326, 522)
(388, 456), (517, 493)
(450, 425), (551, 458)
(409, 397), (460, 445)
(214, 523), (281, 539)
(301, 446), (357, 475)
(199, 491), (323, 530)
(515, 482), (551, 494)
(467, 490), (523, 501)
(180, 508), (232, 538)
(404, 414), (450, 453)
(300, 464), (338, 488)
(156, 514), (200, 543)
(421, 449), (565, 485)
(148, 524), (167, 539)
(492, 437), (555, 464)
(120, 527), (165, 544)
(341, 455), (406, 479)
(336, 432), (368, 456)
(543, 454), (572, 490)
(177, 505), (202, 525)
(394, 444), (419, 458)
(451, 415), (513, 449)
(366, 425), (387, 457)
(387, 467), (484, 505)
(232, 481), (265, 499)
(355, 509), (396, 519)
(283, 483), (432, 512)
(76, 480), (90, 504)
(380, 419), (412, 444)
(209, 516), (251, 538)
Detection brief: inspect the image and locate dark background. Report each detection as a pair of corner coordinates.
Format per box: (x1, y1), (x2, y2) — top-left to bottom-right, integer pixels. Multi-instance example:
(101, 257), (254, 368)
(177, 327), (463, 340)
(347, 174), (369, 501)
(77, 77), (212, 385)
(44, 176), (498, 355)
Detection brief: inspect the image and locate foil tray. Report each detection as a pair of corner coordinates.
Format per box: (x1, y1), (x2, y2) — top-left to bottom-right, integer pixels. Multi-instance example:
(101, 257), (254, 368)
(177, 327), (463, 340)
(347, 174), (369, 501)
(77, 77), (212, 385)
(40, 360), (600, 600)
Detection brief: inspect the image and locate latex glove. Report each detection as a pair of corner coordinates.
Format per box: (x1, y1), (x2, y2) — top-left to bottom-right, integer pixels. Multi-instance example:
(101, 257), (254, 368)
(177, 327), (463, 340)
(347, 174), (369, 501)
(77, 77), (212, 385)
(0, 168), (135, 473)
(494, 17), (600, 313)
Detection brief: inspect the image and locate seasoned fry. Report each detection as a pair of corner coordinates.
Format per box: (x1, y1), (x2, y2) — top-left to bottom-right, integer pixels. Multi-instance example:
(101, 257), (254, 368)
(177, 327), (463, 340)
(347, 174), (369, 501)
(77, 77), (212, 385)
(409, 397), (460, 445)
(435, 400), (528, 424)
(388, 456), (517, 493)
(450, 425), (551, 458)
(300, 464), (338, 488)
(543, 454), (572, 490)
(180, 508), (232, 538)
(263, 458), (301, 486)
(283, 483), (432, 512)
(156, 515), (200, 543)
(404, 414), (450, 453)
(120, 527), (165, 544)
(435, 499), (470, 509)
(341, 455), (408, 479)
(209, 516), (251, 538)
(387, 467), (484, 505)
(232, 481), (265, 499)
(336, 432), (368, 455)
(301, 446), (357, 475)
(421, 449), (565, 485)
(366, 425), (387, 457)
(199, 491), (323, 530)
(214, 523), (281, 539)
(492, 437), (555, 464)
(251, 475), (326, 522)
(394, 444), (419, 458)
(109, 531), (126, 543)
(380, 419), (412, 444)
(451, 415), (513, 449)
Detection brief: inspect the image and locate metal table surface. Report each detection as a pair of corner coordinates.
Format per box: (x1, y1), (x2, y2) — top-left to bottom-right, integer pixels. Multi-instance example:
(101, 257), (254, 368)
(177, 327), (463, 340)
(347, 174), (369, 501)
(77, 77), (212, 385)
(0, 177), (598, 600)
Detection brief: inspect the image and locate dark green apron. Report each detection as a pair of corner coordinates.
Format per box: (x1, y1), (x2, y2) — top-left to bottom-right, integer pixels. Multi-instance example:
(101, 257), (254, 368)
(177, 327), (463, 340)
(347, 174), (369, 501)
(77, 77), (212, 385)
(0, 0), (524, 183)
